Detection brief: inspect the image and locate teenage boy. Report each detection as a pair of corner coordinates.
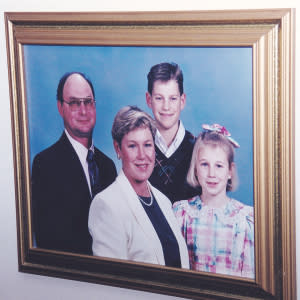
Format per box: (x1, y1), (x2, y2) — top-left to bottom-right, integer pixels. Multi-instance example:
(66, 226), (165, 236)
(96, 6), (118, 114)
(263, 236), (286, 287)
(146, 62), (199, 203)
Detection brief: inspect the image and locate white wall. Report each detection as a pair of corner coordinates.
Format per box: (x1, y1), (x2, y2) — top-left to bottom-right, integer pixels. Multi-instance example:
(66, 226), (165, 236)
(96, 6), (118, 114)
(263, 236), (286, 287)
(0, 1), (298, 300)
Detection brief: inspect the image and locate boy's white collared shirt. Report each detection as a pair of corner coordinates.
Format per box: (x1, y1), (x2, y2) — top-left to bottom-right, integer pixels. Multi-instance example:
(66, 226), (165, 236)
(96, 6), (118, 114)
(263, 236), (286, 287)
(64, 129), (93, 195)
(155, 120), (185, 158)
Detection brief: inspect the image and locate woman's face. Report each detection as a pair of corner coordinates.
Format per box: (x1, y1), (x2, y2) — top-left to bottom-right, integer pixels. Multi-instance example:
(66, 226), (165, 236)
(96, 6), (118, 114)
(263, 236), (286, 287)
(196, 144), (233, 199)
(114, 127), (155, 188)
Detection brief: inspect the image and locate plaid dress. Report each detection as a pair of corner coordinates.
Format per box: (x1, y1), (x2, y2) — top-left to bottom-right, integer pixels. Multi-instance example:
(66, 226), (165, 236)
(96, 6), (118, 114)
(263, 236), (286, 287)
(173, 196), (254, 278)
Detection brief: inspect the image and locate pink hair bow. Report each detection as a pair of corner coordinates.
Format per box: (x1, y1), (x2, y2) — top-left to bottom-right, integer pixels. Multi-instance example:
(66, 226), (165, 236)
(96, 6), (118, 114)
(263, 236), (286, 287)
(202, 123), (240, 148)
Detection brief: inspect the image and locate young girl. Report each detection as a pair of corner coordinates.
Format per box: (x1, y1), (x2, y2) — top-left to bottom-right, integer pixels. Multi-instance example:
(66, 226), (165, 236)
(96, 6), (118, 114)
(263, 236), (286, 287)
(173, 124), (254, 278)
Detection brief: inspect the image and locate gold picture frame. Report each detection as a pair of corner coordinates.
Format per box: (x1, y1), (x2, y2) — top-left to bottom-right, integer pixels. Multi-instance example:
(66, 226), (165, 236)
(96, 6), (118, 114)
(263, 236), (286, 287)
(5, 9), (295, 300)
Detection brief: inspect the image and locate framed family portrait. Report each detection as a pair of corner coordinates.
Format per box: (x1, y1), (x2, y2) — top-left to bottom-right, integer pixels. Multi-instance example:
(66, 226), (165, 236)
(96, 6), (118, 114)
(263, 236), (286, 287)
(5, 9), (295, 300)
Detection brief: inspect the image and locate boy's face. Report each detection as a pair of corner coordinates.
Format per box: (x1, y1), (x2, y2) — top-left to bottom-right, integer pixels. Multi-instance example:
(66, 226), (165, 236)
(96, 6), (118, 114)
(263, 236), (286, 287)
(146, 79), (186, 133)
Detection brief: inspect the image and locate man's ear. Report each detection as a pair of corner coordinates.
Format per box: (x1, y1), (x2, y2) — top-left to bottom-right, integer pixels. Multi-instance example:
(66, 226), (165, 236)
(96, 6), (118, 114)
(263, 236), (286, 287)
(146, 92), (152, 109)
(57, 100), (63, 117)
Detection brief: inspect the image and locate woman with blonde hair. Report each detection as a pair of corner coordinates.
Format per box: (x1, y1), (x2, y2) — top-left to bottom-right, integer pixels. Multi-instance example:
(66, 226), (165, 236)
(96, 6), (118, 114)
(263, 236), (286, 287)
(89, 106), (189, 268)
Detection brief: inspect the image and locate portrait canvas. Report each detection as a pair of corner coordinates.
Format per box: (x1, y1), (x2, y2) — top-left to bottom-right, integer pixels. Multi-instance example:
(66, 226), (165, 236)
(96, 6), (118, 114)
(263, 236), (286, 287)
(25, 45), (254, 276)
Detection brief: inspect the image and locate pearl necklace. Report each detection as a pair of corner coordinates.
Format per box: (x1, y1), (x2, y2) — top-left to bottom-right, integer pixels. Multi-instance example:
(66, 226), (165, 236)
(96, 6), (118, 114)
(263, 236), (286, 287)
(137, 183), (153, 207)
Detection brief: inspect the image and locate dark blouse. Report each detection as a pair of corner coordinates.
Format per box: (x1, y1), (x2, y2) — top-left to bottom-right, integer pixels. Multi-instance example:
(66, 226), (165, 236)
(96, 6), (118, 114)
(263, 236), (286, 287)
(139, 194), (181, 268)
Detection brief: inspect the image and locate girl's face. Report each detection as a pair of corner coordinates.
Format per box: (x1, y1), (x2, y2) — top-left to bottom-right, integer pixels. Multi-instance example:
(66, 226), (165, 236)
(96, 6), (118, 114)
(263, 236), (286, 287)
(196, 144), (233, 199)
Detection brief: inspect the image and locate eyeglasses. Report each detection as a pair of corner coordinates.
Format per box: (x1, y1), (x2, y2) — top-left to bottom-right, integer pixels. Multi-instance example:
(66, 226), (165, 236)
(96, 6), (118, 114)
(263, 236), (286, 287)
(62, 98), (96, 111)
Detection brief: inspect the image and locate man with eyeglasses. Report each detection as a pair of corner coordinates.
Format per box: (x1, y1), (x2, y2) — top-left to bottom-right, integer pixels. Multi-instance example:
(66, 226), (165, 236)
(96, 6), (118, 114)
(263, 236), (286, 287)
(31, 72), (117, 255)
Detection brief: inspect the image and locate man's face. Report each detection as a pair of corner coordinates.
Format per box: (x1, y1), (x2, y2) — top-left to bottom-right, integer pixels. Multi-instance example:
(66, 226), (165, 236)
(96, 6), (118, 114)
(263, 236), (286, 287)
(146, 79), (185, 133)
(57, 74), (96, 144)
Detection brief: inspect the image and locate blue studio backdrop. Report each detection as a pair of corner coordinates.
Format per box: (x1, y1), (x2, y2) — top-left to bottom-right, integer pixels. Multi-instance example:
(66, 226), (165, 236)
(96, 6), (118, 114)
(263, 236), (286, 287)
(24, 45), (253, 206)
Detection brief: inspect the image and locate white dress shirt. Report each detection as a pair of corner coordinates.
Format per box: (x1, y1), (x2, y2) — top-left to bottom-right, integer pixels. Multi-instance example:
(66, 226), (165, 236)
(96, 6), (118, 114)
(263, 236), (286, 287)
(155, 120), (185, 158)
(64, 129), (94, 196)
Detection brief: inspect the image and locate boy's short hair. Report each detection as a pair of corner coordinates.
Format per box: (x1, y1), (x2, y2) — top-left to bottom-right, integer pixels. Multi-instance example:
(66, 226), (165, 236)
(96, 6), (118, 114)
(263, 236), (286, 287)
(147, 62), (184, 95)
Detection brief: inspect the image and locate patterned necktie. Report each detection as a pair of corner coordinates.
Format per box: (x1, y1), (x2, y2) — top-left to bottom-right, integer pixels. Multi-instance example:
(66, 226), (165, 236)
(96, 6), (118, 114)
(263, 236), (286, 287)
(87, 149), (100, 198)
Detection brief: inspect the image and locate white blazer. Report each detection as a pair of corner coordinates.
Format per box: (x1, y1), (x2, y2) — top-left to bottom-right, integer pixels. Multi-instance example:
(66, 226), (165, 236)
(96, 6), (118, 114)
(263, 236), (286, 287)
(88, 170), (189, 268)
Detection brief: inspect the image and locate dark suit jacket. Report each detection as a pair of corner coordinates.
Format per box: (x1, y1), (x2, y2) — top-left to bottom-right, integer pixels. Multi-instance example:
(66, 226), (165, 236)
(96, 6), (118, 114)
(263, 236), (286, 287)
(31, 132), (117, 255)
